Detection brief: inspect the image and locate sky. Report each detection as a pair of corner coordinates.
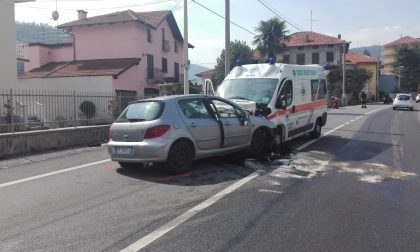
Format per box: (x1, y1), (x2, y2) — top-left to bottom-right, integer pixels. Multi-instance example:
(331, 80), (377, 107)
(14, 0), (420, 69)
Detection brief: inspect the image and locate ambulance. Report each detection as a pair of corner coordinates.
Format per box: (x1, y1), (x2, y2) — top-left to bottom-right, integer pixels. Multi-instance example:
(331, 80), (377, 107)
(212, 60), (329, 144)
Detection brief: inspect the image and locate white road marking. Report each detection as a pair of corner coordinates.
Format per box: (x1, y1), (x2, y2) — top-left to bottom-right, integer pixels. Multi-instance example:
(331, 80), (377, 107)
(258, 189), (283, 194)
(296, 107), (385, 151)
(0, 159), (111, 189)
(120, 172), (259, 252)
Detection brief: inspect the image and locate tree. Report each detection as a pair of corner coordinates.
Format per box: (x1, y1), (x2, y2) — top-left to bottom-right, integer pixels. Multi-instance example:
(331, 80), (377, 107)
(363, 49), (371, 56)
(395, 47), (420, 92)
(327, 68), (373, 101)
(253, 17), (289, 60)
(211, 40), (253, 87)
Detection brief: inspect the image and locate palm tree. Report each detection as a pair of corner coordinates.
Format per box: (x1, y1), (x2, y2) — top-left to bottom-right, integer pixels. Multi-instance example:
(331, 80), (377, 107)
(253, 17), (289, 61)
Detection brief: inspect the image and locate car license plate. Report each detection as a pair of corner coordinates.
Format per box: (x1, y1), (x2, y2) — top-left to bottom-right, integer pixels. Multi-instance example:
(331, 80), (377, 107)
(113, 147), (134, 155)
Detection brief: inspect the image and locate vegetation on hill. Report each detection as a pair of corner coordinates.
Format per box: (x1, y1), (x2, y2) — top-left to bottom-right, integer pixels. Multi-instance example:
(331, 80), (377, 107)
(16, 22), (71, 44)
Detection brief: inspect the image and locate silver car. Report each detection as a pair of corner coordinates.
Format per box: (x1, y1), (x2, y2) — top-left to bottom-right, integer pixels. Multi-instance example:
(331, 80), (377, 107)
(107, 95), (278, 172)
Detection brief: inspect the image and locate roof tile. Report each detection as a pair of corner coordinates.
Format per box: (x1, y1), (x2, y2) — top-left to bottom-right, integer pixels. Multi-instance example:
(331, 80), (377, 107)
(282, 31), (345, 47)
(21, 58), (140, 79)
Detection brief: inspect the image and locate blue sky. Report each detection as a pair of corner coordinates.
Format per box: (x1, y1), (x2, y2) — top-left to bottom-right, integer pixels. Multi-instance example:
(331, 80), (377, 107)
(14, 0), (420, 68)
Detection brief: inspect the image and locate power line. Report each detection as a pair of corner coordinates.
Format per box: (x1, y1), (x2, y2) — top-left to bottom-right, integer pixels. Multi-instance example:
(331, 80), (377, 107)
(256, 0), (305, 32)
(191, 0), (256, 36)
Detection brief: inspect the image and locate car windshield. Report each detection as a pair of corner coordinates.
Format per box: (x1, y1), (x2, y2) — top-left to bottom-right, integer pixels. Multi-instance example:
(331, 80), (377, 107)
(397, 95), (411, 101)
(116, 101), (163, 122)
(217, 78), (278, 105)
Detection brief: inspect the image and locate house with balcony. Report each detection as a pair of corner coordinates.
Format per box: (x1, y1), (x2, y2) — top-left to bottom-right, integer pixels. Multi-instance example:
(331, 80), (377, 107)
(383, 36), (420, 73)
(278, 32), (349, 68)
(21, 9), (190, 97)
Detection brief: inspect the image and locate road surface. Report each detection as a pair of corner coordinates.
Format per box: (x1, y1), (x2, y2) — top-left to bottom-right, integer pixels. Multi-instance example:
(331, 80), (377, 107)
(1, 103), (419, 252)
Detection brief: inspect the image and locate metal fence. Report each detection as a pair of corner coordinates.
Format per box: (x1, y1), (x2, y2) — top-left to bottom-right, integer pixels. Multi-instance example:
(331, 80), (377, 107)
(0, 89), (147, 133)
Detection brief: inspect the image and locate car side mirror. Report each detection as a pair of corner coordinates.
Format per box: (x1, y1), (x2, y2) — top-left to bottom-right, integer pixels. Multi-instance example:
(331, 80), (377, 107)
(238, 114), (249, 126)
(275, 95), (287, 109)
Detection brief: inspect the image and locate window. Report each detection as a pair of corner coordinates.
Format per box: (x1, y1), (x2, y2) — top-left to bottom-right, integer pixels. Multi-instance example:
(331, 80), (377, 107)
(312, 53), (320, 64)
(283, 55), (290, 64)
(311, 79), (327, 101)
(174, 41), (178, 53)
(115, 90), (137, 114)
(326, 52), (334, 62)
(144, 88), (159, 98)
(147, 54), (154, 79)
(297, 54), (305, 65)
(212, 99), (238, 118)
(178, 99), (211, 119)
(161, 28), (165, 40)
(147, 29), (152, 43)
(174, 62), (179, 82)
(312, 45), (319, 49)
(298, 46), (304, 50)
(277, 80), (293, 107)
(116, 101), (164, 122)
(162, 57), (168, 73)
(328, 44), (334, 48)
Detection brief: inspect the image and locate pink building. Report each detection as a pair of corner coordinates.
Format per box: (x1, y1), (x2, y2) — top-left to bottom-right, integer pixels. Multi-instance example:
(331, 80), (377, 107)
(23, 10), (188, 97)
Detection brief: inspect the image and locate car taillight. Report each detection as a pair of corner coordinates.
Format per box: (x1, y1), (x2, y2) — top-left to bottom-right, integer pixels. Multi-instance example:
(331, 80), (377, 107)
(108, 129), (112, 140)
(144, 125), (170, 139)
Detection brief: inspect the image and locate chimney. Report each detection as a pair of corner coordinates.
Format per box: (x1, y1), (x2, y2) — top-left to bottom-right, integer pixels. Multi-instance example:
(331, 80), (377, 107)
(338, 34), (341, 39)
(77, 10), (88, 20)
(305, 34), (310, 42)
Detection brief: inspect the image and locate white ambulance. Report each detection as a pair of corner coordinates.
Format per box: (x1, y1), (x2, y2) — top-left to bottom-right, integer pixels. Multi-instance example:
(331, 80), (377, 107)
(214, 61), (329, 143)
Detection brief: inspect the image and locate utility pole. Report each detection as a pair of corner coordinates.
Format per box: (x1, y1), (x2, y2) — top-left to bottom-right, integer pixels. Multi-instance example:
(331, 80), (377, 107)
(183, 0), (189, 94)
(225, 0), (230, 77)
(342, 40), (347, 106)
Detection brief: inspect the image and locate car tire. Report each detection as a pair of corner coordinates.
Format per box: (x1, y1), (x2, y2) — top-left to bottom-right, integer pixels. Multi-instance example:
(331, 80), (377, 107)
(165, 140), (194, 174)
(393, 107), (396, 110)
(249, 128), (270, 158)
(310, 119), (322, 139)
(410, 107), (414, 111)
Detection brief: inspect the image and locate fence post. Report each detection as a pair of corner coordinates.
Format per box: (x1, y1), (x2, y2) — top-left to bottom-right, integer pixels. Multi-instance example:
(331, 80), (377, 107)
(73, 91), (77, 126)
(9, 89), (14, 133)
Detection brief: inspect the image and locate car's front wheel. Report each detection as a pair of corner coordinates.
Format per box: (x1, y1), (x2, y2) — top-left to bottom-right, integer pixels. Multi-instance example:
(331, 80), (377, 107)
(393, 107), (396, 110)
(165, 140), (194, 173)
(249, 128), (270, 157)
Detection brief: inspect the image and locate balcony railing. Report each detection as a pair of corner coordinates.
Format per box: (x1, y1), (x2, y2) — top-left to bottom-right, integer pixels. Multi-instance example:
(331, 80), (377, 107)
(16, 43), (28, 61)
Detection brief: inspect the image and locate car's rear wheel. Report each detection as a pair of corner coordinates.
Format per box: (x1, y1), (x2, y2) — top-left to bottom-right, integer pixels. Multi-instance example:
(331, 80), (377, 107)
(249, 128), (270, 157)
(310, 119), (322, 139)
(410, 107), (414, 111)
(393, 107), (396, 110)
(165, 140), (194, 173)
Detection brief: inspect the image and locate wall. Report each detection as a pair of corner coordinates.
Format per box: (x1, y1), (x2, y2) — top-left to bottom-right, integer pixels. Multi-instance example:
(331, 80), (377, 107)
(359, 63), (378, 98)
(0, 0), (18, 88)
(0, 125), (109, 158)
(15, 76), (113, 122)
(25, 45), (74, 71)
(279, 44), (342, 66)
(71, 18), (184, 96)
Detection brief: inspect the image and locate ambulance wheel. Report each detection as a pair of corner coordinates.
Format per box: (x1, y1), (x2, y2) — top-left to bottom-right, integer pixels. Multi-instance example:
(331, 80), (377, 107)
(310, 119), (322, 139)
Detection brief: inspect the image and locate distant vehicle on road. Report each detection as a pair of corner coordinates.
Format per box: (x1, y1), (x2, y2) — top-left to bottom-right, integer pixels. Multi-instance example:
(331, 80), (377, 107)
(107, 95), (278, 173)
(416, 94), (420, 103)
(393, 94), (415, 110)
(382, 94), (393, 104)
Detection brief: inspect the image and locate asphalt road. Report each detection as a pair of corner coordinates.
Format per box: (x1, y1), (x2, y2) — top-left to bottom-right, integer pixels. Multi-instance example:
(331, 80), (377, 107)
(1, 103), (419, 252)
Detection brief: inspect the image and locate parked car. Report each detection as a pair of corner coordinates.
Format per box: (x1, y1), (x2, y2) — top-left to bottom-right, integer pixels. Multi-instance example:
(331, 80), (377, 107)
(416, 94), (420, 103)
(393, 94), (415, 111)
(107, 95), (278, 172)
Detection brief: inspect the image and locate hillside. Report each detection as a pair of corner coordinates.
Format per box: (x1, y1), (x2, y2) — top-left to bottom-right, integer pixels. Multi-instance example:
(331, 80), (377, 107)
(350, 45), (383, 59)
(190, 64), (211, 84)
(16, 22), (71, 44)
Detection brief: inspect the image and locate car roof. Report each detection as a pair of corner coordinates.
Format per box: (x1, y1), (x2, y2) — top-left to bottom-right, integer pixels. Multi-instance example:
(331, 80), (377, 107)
(130, 94), (220, 103)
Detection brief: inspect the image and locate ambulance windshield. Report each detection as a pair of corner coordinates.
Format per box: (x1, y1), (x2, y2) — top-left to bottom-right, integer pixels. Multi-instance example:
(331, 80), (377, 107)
(217, 78), (278, 106)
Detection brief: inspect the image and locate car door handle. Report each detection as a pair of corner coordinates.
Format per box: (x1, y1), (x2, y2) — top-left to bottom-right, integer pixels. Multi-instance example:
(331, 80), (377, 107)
(189, 123), (197, 127)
